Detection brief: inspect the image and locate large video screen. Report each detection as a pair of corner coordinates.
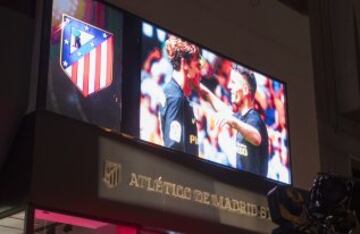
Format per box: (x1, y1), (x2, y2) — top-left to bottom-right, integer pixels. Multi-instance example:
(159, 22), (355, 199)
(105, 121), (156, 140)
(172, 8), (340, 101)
(46, 0), (123, 131)
(140, 22), (291, 184)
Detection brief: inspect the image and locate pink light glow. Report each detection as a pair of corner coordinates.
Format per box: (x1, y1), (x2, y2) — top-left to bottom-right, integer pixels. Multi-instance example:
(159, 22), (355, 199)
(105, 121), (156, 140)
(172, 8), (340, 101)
(35, 209), (109, 229)
(116, 225), (137, 234)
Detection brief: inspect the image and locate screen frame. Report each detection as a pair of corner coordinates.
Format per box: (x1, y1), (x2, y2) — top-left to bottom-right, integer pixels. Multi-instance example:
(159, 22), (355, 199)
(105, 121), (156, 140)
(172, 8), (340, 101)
(135, 19), (293, 185)
(37, 0), (293, 186)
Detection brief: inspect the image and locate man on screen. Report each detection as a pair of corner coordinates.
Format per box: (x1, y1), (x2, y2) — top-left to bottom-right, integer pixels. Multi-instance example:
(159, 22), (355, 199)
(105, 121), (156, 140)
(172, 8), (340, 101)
(200, 65), (269, 176)
(159, 35), (202, 156)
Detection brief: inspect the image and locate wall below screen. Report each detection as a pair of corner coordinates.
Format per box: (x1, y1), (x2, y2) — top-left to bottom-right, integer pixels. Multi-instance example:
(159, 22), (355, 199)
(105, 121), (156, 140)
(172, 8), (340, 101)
(104, 0), (320, 189)
(29, 111), (268, 234)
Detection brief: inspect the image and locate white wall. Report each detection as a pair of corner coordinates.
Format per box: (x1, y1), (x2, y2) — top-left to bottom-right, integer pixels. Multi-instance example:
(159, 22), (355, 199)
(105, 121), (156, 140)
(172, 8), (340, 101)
(106, 0), (320, 189)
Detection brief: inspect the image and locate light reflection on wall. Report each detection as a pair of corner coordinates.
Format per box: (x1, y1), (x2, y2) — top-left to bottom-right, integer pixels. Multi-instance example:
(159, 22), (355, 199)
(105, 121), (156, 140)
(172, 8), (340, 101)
(34, 209), (138, 234)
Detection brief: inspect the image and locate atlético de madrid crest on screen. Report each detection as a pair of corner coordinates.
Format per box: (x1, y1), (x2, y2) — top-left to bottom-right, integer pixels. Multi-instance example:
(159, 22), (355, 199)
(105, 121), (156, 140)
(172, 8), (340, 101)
(60, 14), (114, 97)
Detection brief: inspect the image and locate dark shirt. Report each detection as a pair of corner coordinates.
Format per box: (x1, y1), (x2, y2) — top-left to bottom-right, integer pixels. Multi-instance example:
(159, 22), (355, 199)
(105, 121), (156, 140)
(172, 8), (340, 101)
(234, 109), (269, 177)
(160, 79), (198, 156)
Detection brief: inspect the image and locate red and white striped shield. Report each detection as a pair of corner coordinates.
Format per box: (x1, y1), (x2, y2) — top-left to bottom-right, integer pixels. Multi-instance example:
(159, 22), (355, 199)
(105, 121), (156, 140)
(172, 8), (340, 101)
(60, 14), (114, 97)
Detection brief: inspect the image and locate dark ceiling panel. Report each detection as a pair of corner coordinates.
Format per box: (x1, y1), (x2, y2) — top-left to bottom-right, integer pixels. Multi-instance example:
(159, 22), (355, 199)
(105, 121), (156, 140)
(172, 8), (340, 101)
(0, 0), (35, 18)
(278, 0), (308, 16)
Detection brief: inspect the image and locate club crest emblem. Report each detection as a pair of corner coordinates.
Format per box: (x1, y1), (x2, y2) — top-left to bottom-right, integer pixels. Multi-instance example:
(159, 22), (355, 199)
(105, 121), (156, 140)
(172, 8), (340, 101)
(103, 160), (121, 188)
(60, 14), (114, 96)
